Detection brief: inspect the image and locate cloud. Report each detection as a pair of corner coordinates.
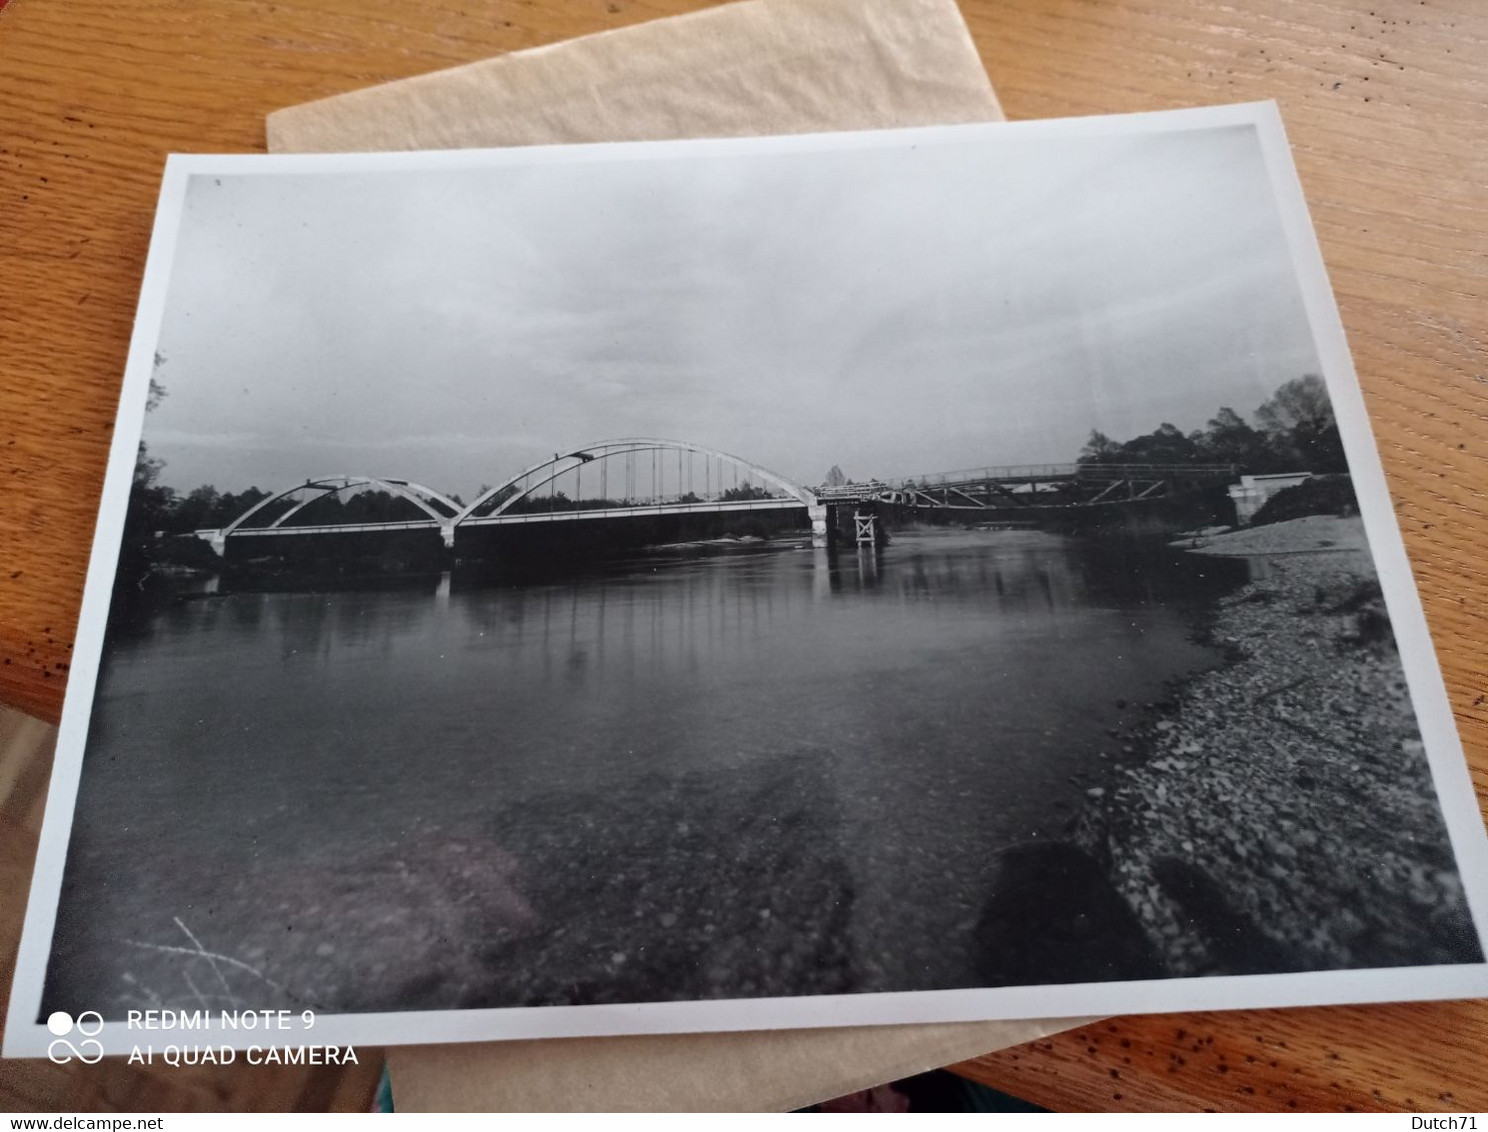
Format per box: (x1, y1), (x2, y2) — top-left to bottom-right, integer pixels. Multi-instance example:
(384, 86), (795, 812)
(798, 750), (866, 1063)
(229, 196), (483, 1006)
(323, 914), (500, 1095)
(146, 123), (1320, 497)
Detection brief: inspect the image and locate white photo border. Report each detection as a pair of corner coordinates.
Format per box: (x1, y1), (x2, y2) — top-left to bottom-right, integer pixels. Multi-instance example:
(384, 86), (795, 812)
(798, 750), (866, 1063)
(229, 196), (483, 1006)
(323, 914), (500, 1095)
(7, 101), (1488, 1058)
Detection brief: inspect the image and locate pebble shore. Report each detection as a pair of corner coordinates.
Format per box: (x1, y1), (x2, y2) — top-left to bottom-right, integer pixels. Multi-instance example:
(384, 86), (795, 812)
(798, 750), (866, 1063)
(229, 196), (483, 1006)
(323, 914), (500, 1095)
(1075, 518), (1482, 974)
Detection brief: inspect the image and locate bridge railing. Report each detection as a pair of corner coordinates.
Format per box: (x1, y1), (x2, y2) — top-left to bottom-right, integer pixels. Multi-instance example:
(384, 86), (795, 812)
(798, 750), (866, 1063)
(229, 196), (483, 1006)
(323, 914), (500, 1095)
(885, 462), (1237, 488)
(1067, 462), (1237, 479)
(814, 481), (890, 500)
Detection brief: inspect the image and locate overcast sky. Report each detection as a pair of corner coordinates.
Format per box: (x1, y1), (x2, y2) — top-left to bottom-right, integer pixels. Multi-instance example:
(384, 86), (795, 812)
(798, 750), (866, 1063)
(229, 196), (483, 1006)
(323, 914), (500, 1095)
(146, 121), (1321, 499)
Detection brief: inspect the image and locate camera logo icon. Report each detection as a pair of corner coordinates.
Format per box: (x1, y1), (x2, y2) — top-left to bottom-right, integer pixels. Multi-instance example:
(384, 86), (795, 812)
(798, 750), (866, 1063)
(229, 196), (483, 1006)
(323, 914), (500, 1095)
(47, 1010), (104, 1065)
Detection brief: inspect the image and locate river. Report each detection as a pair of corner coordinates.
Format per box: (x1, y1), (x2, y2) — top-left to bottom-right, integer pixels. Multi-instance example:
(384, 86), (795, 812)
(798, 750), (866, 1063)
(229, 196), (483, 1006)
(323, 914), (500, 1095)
(44, 528), (1246, 1016)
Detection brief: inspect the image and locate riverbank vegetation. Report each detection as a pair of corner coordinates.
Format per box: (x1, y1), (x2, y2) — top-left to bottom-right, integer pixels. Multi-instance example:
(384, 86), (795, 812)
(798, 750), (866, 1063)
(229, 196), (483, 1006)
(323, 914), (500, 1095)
(1078, 374), (1347, 476)
(1249, 474), (1359, 527)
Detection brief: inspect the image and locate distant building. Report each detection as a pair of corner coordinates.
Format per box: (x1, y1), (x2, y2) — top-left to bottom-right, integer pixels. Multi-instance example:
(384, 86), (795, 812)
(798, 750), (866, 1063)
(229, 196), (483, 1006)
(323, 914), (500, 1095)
(1228, 472), (1312, 526)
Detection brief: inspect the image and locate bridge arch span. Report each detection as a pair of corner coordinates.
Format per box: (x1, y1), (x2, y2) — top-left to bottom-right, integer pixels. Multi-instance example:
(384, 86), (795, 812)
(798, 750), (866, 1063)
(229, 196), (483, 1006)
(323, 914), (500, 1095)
(220, 475), (460, 535)
(200, 475), (462, 555)
(454, 438), (816, 524)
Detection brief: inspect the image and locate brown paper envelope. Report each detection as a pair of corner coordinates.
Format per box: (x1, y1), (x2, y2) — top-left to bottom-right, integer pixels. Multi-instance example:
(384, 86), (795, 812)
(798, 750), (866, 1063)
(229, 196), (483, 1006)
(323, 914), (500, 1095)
(387, 1020), (1082, 1113)
(266, 0), (1002, 153)
(278, 0), (1081, 1110)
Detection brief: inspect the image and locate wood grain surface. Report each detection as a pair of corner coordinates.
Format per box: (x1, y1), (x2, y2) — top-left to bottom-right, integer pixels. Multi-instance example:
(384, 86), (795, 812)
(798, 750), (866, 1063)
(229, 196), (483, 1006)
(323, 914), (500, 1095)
(1, 0), (1485, 1113)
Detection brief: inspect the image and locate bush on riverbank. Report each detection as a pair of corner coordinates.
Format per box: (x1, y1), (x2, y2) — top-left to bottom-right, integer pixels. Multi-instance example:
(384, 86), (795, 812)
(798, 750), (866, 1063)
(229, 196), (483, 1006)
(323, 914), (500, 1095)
(1250, 474), (1357, 527)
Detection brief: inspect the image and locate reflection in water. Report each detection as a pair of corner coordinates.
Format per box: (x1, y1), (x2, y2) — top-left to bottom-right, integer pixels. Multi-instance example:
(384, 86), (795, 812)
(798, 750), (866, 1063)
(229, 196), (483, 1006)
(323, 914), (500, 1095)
(46, 530), (1243, 1014)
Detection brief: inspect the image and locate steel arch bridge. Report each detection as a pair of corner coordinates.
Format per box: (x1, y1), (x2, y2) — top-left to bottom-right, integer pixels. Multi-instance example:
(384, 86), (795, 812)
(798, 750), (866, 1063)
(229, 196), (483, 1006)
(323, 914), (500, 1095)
(195, 445), (1235, 562)
(449, 438), (816, 539)
(197, 474), (462, 556)
(197, 442), (819, 556)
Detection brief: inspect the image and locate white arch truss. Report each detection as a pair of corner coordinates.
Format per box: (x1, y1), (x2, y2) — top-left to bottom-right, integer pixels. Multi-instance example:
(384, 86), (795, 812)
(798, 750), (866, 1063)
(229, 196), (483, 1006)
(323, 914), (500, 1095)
(220, 475), (461, 537)
(453, 438), (816, 524)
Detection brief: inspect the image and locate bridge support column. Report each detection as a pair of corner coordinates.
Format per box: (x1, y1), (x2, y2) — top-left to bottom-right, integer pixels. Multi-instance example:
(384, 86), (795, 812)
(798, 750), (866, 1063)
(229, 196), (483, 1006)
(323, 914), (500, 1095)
(809, 504), (832, 549)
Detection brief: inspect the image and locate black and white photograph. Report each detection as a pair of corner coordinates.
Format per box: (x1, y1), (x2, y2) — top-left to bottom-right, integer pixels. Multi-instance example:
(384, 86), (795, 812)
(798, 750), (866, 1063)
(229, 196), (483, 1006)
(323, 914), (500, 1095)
(9, 103), (1488, 1054)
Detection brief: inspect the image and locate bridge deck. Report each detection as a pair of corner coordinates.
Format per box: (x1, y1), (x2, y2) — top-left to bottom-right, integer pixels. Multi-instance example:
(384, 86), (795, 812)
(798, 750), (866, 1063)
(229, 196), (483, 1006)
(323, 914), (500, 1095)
(890, 462), (1236, 489)
(210, 464), (1237, 543)
(226, 520), (444, 538)
(215, 496), (807, 541)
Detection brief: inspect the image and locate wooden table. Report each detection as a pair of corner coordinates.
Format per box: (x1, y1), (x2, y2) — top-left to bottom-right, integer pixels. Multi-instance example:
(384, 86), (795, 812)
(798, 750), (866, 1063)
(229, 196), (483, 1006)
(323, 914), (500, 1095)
(2, 0), (1485, 1113)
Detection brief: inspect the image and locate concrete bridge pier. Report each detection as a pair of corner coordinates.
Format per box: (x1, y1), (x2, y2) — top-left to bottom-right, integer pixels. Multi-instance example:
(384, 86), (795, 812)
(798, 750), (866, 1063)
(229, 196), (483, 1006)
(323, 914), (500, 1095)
(809, 504), (831, 549)
(811, 501), (890, 549)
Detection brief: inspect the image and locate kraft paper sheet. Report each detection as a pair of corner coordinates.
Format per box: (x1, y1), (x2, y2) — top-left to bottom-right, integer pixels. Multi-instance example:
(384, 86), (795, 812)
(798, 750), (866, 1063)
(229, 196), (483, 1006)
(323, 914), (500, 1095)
(266, 0), (1003, 153)
(260, 0), (1077, 1111)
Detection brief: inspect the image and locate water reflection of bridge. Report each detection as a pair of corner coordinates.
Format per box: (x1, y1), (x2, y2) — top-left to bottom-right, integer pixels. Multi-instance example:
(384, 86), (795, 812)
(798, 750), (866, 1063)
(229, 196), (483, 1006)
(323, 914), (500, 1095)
(195, 437), (1234, 565)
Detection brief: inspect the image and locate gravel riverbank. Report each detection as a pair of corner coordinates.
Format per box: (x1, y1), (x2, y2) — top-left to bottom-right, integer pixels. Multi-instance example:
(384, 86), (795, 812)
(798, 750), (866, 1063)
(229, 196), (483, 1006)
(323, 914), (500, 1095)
(1174, 514), (1369, 557)
(1072, 520), (1482, 975)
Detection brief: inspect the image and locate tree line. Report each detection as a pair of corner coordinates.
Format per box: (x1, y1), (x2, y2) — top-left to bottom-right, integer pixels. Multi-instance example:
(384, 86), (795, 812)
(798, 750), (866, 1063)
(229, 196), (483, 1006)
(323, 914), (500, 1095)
(1077, 374), (1347, 475)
